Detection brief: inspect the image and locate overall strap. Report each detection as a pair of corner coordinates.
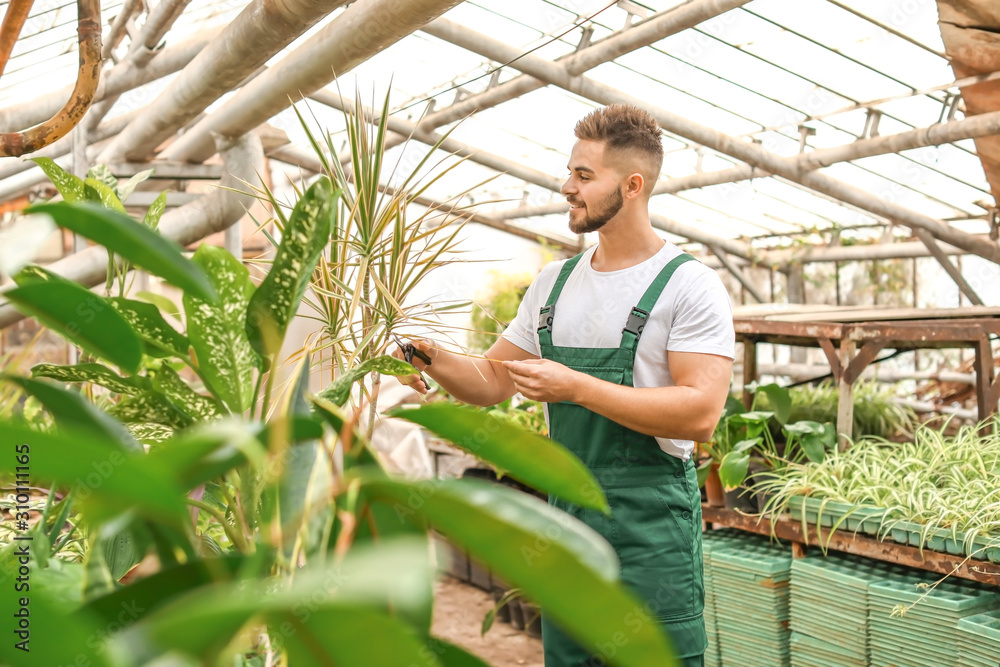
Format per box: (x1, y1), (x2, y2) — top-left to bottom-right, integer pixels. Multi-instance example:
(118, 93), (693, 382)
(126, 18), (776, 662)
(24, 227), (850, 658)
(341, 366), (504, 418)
(619, 253), (696, 353)
(538, 253), (585, 347)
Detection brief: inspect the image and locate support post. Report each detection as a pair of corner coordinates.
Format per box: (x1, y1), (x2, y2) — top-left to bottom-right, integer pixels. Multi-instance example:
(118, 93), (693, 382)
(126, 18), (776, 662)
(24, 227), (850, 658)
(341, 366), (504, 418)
(742, 338), (757, 410)
(914, 228), (984, 305)
(974, 336), (997, 422)
(838, 337), (857, 448)
(708, 244), (766, 303)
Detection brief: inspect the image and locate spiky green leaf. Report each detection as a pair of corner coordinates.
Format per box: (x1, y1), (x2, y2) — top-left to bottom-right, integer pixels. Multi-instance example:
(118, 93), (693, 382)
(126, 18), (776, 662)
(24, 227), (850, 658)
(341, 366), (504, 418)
(246, 177), (338, 359)
(184, 245), (258, 413)
(119, 169), (155, 204)
(109, 391), (193, 431)
(3, 282), (143, 373)
(26, 201), (217, 302)
(31, 362), (150, 395)
(109, 297), (190, 359)
(142, 190), (167, 229)
(318, 355), (417, 407)
(84, 178), (126, 213)
(30, 157), (85, 202)
(152, 364), (224, 422)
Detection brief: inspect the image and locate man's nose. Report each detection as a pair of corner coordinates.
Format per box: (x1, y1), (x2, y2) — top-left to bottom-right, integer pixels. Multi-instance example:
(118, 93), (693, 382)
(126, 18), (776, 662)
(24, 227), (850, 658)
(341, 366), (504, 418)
(561, 177), (574, 196)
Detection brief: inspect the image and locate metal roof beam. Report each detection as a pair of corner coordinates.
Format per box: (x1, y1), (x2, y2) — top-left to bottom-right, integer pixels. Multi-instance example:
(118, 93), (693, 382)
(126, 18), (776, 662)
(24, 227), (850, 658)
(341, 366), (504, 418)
(158, 0), (468, 165)
(0, 25), (218, 133)
(385, 0), (750, 153)
(423, 17), (1000, 264)
(654, 109), (1000, 196)
(0, 132), (264, 330)
(306, 91), (754, 260)
(98, 0), (351, 164)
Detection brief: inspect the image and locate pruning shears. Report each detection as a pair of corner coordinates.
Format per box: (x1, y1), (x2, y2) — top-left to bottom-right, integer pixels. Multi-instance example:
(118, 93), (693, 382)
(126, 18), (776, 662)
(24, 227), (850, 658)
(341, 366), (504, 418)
(392, 333), (432, 388)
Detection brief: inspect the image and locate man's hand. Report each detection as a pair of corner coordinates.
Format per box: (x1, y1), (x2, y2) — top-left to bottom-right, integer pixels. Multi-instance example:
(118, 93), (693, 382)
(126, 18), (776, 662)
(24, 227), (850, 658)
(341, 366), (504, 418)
(390, 338), (436, 395)
(501, 359), (586, 403)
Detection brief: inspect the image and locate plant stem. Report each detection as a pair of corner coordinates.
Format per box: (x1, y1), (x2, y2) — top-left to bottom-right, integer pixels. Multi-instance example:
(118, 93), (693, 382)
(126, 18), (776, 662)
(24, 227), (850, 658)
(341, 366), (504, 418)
(185, 499), (249, 553)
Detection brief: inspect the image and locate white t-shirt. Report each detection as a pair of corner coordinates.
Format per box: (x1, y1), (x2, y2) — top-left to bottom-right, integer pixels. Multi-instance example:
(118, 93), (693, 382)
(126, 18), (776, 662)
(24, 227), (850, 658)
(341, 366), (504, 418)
(502, 242), (735, 460)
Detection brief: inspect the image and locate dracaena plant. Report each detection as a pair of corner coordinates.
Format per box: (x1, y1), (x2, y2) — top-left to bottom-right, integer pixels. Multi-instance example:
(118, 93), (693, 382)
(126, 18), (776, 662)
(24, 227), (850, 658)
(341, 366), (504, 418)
(242, 90), (493, 432)
(0, 154), (680, 664)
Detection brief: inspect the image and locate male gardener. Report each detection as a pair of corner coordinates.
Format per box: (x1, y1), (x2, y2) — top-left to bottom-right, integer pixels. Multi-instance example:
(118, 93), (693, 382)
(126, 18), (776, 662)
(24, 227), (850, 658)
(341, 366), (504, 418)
(394, 104), (735, 666)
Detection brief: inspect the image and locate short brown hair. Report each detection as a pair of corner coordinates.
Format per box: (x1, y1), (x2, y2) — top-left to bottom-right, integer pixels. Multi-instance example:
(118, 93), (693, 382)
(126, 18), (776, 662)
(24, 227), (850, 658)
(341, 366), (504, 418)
(574, 104), (663, 193)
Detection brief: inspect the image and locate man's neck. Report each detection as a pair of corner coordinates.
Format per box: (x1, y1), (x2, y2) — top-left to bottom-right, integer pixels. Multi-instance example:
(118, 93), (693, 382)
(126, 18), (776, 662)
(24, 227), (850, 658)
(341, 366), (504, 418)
(591, 214), (665, 272)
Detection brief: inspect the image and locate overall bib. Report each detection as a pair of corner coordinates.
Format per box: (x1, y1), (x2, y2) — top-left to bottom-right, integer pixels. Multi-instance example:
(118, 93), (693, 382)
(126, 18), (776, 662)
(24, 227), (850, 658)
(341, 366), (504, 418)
(537, 252), (706, 667)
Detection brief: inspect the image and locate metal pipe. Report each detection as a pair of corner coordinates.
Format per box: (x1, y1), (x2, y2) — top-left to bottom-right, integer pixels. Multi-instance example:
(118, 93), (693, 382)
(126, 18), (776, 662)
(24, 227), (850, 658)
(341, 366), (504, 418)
(309, 91), (755, 260)
(654, 109), (1000, 195)
(379, 0), (750, 154)
(0, 0), (102, 157)
(0, 26), (218, 134)
(99, 0), (350, 164)
(0, 0), (35, 77)
(423, 18), (1000, 264)
(102, 0), (141, 60)
(913, 228), (984, 306)
(0, 133), (264, 330)
(708, 244), (766, 303)
(741, 362), (976, 385)
(85, 0), (196, 133)
(266, 143), (579, 251)
(0, 108), (143, 182)
(159, 0), (469, 164)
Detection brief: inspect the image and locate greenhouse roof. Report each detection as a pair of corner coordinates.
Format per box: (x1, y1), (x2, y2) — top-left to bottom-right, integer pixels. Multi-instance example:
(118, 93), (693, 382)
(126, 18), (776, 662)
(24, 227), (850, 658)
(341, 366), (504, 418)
(1, 0), (999, 267)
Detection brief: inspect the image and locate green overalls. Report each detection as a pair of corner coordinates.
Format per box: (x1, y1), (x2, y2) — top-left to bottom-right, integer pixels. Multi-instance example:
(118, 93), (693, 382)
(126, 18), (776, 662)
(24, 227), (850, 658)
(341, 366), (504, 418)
(537, 252), (706, 667)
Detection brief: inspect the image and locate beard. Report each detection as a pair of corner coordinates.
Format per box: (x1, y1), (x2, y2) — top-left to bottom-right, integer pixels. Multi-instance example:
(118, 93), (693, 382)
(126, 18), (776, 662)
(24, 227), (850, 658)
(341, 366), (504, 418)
(568, 186), (624, 234)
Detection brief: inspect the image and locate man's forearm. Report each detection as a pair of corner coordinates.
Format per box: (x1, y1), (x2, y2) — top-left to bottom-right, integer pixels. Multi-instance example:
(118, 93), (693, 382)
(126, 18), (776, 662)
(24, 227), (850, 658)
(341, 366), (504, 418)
(572, 376), (721, 442)
(425, 349), (508, 407)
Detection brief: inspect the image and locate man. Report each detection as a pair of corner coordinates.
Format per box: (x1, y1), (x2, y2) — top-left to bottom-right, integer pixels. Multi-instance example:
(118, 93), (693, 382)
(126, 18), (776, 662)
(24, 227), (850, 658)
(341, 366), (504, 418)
(395, 104), (735, 666)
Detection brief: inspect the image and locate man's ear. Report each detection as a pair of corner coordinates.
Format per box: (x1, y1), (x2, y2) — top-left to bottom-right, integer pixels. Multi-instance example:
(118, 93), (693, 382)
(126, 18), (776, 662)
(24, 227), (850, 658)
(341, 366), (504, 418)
(623, 172), (645, 200)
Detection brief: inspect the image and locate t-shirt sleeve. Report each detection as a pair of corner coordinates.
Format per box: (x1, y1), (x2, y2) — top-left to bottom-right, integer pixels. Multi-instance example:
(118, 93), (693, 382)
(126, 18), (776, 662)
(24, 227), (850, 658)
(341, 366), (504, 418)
(500, 266), (557, 357)
(666, 266), (736, 359)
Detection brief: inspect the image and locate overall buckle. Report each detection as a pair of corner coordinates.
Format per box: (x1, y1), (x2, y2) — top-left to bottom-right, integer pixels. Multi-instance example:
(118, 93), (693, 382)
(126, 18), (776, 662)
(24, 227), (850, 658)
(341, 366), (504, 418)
(537, 304), (556, 332)
(623, 306), (649, 340)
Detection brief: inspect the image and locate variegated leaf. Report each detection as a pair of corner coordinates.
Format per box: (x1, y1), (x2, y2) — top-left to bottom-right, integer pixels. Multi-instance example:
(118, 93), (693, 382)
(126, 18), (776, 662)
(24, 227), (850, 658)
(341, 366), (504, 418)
(87, 164), (118, 193)
(110, 298), (190, 359)
(142, 191), (167, 229)
(246, 177), (338, 359)
(184, 246), (258, 413)
(318, 355), (417, 407)
(84, 178), (126, 213)
(118, 169), (154, 205)
(109, 391), (193, 430)
(30, 157), (85, 202)
(31, 363), (150, 396)
(152, 364), (224, 422)
(124, 422), (175, 446)
(13, 263), (57, 285)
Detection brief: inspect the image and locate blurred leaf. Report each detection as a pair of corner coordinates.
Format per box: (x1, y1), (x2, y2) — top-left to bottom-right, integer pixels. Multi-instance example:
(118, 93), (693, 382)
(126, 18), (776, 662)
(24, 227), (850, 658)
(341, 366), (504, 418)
(131, 539), (436, 665)
(125, 422), (176, 446)
(30, 157), (85, 202)
(1, 374), (140, 451)
(358, 477), (677, 666)
(184, 245), (258, 412)
(84, 178), (126, 213)
(101, 522), (149, 581)
(318, 354), (416, 406)
(109, 390), (194, 430)
(134, 290), (180, 319)
(119, 170), (156, 205)
(754, 383), (791, 425)
(152, 364), (224, 421)
(391, 403), (608, 513)
(0, 558), (115, 667)
(718, 450), (751, 490)
(246, 177), (338, 360)
(87, 164), (118, 192)
(31, 362), (150, 395)
(0, 422), (187, 525)
(3, 281), (143, 373)
(26, 201), (217, 302)
(110, 297), (190, 359)
(146, 419), (266, 491)
(696, 459), (711, 489)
